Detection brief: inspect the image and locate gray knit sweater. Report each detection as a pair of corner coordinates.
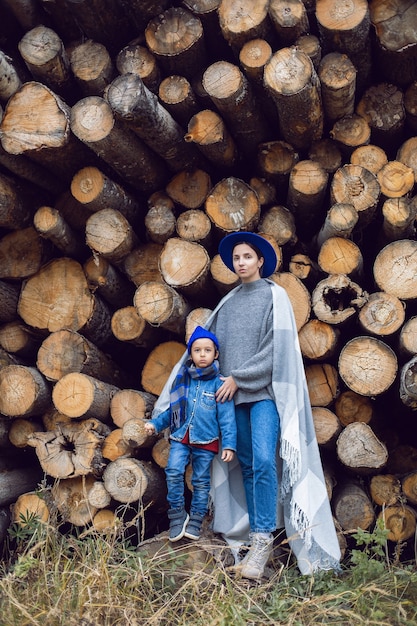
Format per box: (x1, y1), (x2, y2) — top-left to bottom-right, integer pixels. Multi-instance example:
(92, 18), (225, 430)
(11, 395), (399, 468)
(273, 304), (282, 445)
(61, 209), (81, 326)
(210, 279), (274, 405)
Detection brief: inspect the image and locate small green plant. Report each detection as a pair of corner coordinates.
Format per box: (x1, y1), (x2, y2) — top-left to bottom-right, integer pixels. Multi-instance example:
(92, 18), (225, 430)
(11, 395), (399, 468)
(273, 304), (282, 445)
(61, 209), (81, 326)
(349, 517), (390, 583)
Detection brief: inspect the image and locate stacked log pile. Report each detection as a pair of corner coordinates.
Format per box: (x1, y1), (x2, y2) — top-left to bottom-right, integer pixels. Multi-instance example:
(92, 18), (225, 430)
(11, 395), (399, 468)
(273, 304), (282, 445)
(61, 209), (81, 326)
(1, 0), (417, 555)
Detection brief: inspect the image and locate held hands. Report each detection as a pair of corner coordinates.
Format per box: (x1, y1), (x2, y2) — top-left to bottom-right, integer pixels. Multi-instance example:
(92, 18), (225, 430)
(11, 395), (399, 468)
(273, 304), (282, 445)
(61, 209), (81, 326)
(215, 375), (238, 402)
(221, 448), (234, 462)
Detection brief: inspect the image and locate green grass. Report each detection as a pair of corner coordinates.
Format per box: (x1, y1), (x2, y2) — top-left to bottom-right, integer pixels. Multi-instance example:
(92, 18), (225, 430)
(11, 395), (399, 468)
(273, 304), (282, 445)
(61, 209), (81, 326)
(0, 513), (416, 626)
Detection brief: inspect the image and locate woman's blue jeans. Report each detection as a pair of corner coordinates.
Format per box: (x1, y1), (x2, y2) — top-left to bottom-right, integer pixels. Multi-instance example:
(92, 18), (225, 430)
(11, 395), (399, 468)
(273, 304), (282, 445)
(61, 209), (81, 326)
(165, 440), (216, 516)
(235, 399), (280, 533)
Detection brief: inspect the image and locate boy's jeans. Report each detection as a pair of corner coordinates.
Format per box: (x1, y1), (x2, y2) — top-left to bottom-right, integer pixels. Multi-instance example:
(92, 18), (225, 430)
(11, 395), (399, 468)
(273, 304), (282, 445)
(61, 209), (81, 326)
(165, 440), (216, 516)
(235, 399), (280, 534)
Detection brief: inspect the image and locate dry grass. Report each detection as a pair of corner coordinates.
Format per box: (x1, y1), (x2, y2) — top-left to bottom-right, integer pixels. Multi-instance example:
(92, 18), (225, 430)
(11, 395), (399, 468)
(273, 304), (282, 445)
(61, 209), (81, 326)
(0, 512), (416, 626)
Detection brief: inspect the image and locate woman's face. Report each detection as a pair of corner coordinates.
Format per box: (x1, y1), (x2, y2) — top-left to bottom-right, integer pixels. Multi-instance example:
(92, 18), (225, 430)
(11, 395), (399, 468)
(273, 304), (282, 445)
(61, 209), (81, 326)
(232, 243), (264, 283)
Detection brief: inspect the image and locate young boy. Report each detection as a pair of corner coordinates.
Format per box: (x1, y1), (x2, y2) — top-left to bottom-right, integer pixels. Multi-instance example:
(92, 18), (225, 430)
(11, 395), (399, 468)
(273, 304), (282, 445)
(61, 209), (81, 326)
(144, 326), (236, 542)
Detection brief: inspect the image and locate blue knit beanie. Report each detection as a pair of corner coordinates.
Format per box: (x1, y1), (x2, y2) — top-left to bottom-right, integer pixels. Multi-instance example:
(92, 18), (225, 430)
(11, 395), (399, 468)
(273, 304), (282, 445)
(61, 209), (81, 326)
(187, 326), (219, 353)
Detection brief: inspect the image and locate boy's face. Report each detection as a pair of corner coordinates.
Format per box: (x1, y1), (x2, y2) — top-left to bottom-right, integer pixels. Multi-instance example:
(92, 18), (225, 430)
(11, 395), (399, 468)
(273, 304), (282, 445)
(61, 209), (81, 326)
(190, 338), (218, 368)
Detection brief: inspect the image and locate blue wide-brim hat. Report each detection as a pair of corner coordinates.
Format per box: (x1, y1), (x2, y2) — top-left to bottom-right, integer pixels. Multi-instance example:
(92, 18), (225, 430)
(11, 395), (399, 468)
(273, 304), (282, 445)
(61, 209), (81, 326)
(218, 231), (278, 277)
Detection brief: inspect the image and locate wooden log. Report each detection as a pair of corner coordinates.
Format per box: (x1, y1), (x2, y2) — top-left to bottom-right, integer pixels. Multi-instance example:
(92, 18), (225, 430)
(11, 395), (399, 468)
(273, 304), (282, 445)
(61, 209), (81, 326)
(358, 291), (405, 337)
(257, 140), (299, 190)
(0, 141), (64, 197)
(338, 336), (398, 397)
(144, 194), (176, 244)
(8, 417), (43, 448)
(116, 43), (161, 93)
(185, 109), (238, 169)
(249, 177), (277, 207)
(85, 208), (139, 266)
(202, 60), (269, 155)
(92, 508), (119, 533)
(0, 320), (42, 359)
(185, 307), (213, 343)
(356, 83), (406, 157)
(396, 137), (417, 183)
(0, 172), (37, 229)
(18, 25), (75, 102)
(55, 190), (91, 232)
(37, 328), (126, 386)
(158, 75), (200, 127)
(381, 196), (417, 243)
(159, 237), (213, 301)
(315, 0), (372, 91)
(0, 467), (43, 507)
(308, 138), (342, 174)
(258, 205), (297, 247)
(404, 81), (417, 134)
(205, 176), (260, 233)
(12, 491), (50, 525)
(317, 236), (363, 278)
(87, 480), (112, 508)
(298, 319), (340, 362)
(0, 226), (53, 280)
(145, 7), (206, 80)
(83, 256), (135, 309)
(286, 159), (329, 237)
(102, 457), (167, 505)
(52, 372), (120, 421)
(217, 0), (274, 54)
(111, 307), (159, 350)
(336, 422), (388, 473)
(0, 365), (51, 418)
(264, 47), (323, 152)
(151, 437), (170, 469)
(0, 81), (98, 184)
(317, 52), (356, 123)
(102, 429), (132, 462)
(311, 406), (341, 448)
(239, 37), (272, 85)
(107, 72), (203, 173)
(166, 169), (212, 210)
(402, 472), (417, 506)
(0, 347), (21, 370)
(141, 341), (185, 396)
(110, 389), (156, 430)
(42, 408), (71, 430)
(271, 272), (311, 331)
(176, 209), (212, 249)
(123, 242), (164, 287)
(399, 355), (417, 410)
(70, 97), (168, 193)
(350, 144), (388, 175)
(134, 281), (190, 335)
(377, 506), (416, 543)
(329, 113), (371, 158)
(330, 164), (381, 228)
(64, 0), (134, 54)
(52, 474), (98, 525)
(268, 0), (309, 46)
(33, 205), (88, 260)
(316, 203), (358, 248)
(373, 239), (417, 300)
(69, 40), (115, 97)
(288, 252), (316, 285)
(370, 474), (402, 507)
(334, 390), (373, 427)
(377, 160), (415, 200)
(305, 363), (339, 408)
(39, 0), (82, 44)
(209, 254), (240, 295)
(28, 418), (110, 478)
(333, 481), (375, 531)
(399, 317), (417, 360)
(369, 0), (417, 87)
(311, 273), (368, 326)
(0, 50), (25, 102)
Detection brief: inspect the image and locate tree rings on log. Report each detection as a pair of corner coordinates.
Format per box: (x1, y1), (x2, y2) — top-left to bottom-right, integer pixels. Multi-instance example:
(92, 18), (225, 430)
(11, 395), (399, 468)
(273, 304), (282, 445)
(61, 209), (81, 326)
(358, 291), (405, 336)
(103, 457), (166, 505)
(312, 273), (368, 326)
(141, 341), (186, 396)
(373, 239), (417, 300)
(305, 363), (339, 407)
(336, 422), (388, 473)
(271, 272), (311, 331)
(205, 176), (260, 233)
(134, 281), (190, 334)
(52, 475), (98, 526)
(0, 365), (51, 418)
(377, 506), (417, 543)
(338, 336), (397, 396)
(333, 482), (375, 531)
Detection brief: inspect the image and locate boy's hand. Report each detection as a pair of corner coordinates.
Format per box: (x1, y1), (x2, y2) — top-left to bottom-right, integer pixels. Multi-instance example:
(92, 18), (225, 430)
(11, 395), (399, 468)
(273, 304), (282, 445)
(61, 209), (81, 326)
(221, 448), (234, 462)
(144, 421), (156, 435)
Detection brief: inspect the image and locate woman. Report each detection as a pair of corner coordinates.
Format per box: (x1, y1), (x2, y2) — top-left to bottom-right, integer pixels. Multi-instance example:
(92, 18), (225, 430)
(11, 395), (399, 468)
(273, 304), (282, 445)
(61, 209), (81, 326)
(152, 231), (341, 579)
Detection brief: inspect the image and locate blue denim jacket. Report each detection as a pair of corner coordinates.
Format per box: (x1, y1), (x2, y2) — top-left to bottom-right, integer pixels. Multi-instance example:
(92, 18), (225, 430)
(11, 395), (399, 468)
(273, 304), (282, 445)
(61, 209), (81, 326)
(149, 374), (236, 450)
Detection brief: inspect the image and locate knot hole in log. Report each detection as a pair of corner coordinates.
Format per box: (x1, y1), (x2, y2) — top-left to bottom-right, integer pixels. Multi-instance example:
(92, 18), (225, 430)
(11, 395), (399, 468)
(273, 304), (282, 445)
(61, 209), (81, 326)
(324, 285), (359, 312)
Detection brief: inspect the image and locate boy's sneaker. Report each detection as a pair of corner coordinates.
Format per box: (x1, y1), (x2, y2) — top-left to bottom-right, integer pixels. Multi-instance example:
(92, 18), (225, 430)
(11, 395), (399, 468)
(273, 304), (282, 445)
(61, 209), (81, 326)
(167, 508), (189, 542)
(184, 513), (205, 540)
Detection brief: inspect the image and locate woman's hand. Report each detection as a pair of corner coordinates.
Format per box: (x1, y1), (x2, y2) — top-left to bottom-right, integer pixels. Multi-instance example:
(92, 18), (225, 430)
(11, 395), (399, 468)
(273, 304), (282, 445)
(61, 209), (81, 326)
(215, 375), (238, 402)
(221, 448), (234, 462)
